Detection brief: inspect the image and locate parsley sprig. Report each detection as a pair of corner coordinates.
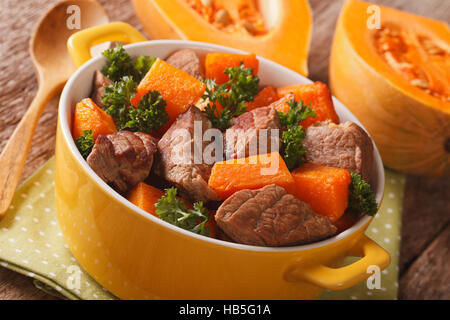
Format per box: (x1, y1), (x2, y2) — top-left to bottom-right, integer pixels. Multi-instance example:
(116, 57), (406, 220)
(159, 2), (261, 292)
(279, 100), (316, 128)
(133, 55), (156, 82)
(155, 187), (210, 236)
(348, 172), (378, 216)
(202, 62), (259, 131)
(102, 76), (137, 128)
(124, 91), (169, 133)
(279, 99), (316, 171)
(281, 126), (307, 171)
(102, 76), (169, 133)
(75, 129), (94, 159)
(102, 43), (156, 82)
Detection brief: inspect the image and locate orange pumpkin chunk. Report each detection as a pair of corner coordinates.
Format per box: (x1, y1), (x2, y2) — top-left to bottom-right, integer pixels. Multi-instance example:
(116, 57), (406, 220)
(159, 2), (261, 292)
(127, 182), (165, 218)
(208, 152), (295, 200)
(276, 82), (340, 128)
(291, 163), (351, 222)
(72, 98), (117, 140)
(245, 85), (279, 111)
(205, 53), (259, 84)
(130, 58), (206, 126)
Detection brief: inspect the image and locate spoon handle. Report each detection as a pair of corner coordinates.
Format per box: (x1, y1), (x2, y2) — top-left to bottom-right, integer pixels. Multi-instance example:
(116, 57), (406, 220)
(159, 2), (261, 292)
(0, 84), (55, 218)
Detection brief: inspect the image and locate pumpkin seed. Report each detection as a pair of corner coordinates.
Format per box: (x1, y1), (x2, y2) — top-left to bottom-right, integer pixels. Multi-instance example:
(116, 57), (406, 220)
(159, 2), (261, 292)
(384, 52), (398, 67)
(215, 9), (230, 24)
(201, 0), (213, 7)
(397, 62), (413, 69)
(243, 21), (257, 34)
(381, 42), (390, 51)
(410, 78), (429, 88)
(427, 47), (444, 55)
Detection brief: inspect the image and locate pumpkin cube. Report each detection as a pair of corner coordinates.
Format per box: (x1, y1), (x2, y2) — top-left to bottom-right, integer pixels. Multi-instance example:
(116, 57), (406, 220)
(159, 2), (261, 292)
(291, 163), (351, 222)
(208, 152), (295, 200)
(205, 53), (259, 84)
(72, 98), (117, 140)
(276, 82), (340, 128)
(246, 85), (279, 111)
(130, 58), (206, 126)
(127, 182), (165, 217)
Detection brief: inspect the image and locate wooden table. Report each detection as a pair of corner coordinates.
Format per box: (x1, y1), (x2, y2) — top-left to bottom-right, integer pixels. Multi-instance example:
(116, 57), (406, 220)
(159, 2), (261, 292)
(0, 0), (448, 300)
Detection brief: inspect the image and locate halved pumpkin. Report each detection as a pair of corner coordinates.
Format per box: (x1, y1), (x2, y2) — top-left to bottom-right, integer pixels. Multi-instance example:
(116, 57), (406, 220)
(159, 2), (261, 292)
(330, 0), (450, 176)
(131, 0), (312, 76)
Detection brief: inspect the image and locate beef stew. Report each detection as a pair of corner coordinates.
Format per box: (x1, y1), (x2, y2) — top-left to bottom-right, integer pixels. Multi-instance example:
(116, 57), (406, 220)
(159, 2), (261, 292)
(71, 44), (378, 247)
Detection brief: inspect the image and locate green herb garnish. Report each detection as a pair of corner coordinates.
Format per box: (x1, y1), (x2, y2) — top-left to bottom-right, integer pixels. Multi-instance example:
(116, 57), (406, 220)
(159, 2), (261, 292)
(133, 55), (157, 82)
(75, 129), (94, 159)
(102, 43), (134, 82)
(102, 43), (155, 82)
(155, 187), (210, 236)
(102, 76), (137, 129)
(279, 99), (316, 128)
(348, 172), (378, 216)
(102, 77), (168, 132)
(281, 125), (307, 171)
(279, 99), (316, 170)
(123, 90), (169, 133)
(202, 62), (259, 131)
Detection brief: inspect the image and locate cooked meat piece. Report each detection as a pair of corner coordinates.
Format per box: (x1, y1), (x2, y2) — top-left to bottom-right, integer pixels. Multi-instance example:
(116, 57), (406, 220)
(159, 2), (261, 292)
(155, 106), (219, 202)
(166, 49), (204, 80)
(303, 121), (374, 182)
(90, 70), (112, 109)
(215, 184), (337, 246)
(87, 130), (157, 194)
(224, 106), (281, 159)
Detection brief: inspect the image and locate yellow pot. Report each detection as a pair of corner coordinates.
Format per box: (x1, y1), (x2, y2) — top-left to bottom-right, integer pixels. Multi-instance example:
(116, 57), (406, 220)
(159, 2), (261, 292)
(57, 22), (389, 299)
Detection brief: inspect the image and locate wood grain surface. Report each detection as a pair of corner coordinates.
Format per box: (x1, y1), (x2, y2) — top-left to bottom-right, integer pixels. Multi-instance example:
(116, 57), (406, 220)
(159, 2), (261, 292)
(0, 0), (448, 300)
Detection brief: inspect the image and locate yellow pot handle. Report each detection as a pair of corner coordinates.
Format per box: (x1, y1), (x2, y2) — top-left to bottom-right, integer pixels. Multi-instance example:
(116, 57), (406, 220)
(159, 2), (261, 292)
(284, 235), (390, 290)
(67, 22), (147, 68)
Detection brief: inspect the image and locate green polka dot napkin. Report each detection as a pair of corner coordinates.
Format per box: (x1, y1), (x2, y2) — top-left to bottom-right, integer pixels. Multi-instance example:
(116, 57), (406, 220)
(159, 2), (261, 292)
(0, 157), (404, 300)
(0, 158), (115, 300)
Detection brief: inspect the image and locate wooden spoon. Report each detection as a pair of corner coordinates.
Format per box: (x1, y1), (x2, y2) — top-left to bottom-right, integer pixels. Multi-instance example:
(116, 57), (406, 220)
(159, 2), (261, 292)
(0, 0), (109, 218)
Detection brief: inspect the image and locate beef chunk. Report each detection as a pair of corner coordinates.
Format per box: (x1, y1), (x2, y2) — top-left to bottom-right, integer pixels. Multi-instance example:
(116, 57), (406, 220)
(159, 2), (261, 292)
(155, 106), (219, 202)
(224, 106), (281, 159)
(166, 49), (203, 80)
(303, 121), (374, 182)
(87, 130), (157, 194)
(90, 70), (112, 109)
(215, 184), (337, 246)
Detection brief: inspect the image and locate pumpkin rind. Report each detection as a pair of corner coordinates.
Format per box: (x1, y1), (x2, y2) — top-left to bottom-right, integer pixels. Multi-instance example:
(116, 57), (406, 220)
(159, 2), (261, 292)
(131, 0), (312, 76)
(330, 0), (450, 176)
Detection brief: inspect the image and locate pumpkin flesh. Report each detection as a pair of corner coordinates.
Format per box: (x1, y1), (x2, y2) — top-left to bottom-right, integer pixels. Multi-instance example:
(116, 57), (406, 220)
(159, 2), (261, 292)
(131, 0), (312, 76)
(330, 0), (450, 176)
(183, 0), (268, 36)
